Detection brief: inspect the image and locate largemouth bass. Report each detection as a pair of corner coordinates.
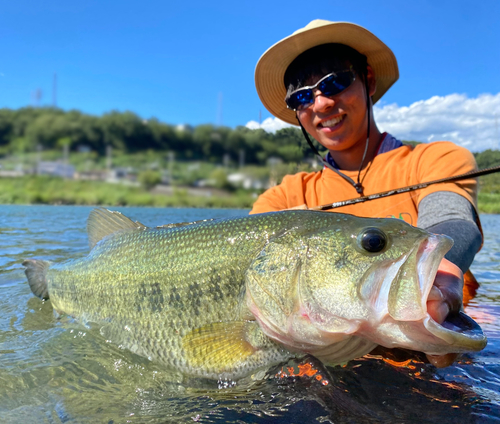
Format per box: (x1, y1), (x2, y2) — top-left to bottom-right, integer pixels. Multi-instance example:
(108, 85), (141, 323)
(24, 208), (487, 380)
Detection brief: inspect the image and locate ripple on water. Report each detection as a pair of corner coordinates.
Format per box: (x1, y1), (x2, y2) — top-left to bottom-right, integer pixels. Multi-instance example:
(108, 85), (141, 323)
(0, 205), (499, 423)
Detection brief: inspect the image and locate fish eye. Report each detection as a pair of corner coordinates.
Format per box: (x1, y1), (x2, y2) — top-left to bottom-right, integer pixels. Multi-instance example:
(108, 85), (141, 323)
(358, 228), (387, 253)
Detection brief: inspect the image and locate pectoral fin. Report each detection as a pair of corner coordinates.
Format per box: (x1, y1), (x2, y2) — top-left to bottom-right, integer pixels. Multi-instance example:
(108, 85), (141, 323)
(183, 321), (256, 370)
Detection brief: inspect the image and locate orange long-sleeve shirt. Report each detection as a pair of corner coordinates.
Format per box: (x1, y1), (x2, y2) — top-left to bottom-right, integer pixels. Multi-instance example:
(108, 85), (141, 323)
(251, 141), (479, 228)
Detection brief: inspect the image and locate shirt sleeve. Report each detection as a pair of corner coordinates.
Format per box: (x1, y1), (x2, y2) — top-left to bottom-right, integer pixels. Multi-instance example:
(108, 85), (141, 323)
(413, 142), (478, 209)
(250, 184), (289, 214)
(417, 191), (483, 272)
(250, 173), (310, 214)
(417, 191), (478, 228)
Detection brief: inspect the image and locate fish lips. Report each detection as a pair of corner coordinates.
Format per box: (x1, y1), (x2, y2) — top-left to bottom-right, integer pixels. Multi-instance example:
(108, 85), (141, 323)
(425, 311), (487, 351)
(388, 234), (454, 321)
(308, 232), (487, 353)
(417, 236), (487, 351)
(379, 233), (487, 353)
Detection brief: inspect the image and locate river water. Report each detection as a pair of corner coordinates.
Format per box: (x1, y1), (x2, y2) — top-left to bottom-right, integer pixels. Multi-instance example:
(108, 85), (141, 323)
(0, 205), (499, 423)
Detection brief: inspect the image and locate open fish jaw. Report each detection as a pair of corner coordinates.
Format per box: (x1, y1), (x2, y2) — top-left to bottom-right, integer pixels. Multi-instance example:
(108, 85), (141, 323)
(416, 235), (453, 313)
(355, 234), (487, 354)
(384, 234), (450, 322)
(424, 312), (487, 352)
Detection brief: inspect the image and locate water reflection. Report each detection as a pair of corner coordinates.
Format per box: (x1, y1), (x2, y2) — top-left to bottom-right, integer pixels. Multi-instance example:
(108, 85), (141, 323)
(0, 205), (499, 423)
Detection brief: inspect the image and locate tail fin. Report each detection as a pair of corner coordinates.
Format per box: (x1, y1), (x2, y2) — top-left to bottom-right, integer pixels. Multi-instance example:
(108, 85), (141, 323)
(23, 259), (50, 299)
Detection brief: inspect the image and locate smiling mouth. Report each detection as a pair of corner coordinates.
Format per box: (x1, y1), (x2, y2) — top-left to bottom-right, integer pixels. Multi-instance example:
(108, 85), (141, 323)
(319, 115), (345, 128)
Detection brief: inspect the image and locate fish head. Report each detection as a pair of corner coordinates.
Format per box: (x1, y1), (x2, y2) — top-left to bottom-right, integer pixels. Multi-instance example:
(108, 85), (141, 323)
(245, 212), (487, 363)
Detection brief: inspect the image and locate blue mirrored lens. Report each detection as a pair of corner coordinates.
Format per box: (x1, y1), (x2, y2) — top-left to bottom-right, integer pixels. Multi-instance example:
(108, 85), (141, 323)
(285, 71), (354, 111)
(288, 90), (314, 110)
(319, 72), (353, 96)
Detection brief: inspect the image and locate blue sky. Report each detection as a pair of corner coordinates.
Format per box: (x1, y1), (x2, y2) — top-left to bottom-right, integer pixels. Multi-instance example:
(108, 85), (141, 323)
(1, 0), (499, 149)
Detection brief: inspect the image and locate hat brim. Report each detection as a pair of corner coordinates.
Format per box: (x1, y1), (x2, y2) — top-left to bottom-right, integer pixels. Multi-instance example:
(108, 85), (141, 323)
(255, 21), (399, 126)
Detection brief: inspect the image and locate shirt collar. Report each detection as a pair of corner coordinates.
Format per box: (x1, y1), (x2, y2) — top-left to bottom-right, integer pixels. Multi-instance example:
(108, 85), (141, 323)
(324, 133), (403, 170)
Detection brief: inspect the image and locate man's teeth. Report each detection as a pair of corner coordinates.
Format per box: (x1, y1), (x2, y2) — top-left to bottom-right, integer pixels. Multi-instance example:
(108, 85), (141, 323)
(321, 115), (344, 127)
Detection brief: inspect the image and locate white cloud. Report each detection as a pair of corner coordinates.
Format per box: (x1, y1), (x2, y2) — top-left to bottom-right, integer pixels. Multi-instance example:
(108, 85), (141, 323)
(247, 92), (500, 152)
(375, 93), (500, 152)
(245, 117), (293, 133)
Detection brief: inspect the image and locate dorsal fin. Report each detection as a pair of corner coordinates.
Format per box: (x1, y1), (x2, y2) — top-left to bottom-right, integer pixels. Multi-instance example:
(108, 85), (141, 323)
(87, 208), (147, 249)
(155, 218), (216, 229)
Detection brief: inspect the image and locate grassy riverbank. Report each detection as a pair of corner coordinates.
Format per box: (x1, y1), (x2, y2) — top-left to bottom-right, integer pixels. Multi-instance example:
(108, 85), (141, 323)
(2, 175), (500, 213)
(0, 176), (255, 209)
(477, 193), (500, 214)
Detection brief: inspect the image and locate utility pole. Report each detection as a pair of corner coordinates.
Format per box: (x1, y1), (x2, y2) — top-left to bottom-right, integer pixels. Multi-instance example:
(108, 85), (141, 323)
(32, 89), (42, 107)
(106, 145), (112, 179)
(36, 144), (42, 175)
(63, 143), (69, 168)
(168, 151), (174, 185)
(239, 149), (245, 169)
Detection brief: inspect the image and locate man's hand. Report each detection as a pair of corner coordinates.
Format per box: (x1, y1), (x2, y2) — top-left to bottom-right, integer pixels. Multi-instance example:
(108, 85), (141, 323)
(425, 258), (464, 367)
(370, 258), (465, 368)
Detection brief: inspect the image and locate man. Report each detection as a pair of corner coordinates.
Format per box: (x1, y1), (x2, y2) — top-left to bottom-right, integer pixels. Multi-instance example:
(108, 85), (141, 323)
(251, 20), (483, 367)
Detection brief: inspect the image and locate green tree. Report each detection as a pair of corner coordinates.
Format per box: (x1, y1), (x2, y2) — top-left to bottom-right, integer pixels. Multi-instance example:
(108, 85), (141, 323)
(138, 169), (162, 190)
(208, 168), (231, 190)
(474, 149), (500, 169)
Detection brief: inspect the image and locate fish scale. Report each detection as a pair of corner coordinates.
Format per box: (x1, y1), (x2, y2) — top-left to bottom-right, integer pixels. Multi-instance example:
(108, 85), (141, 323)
(39, 211), (293, 379)
(24, 208), (487, 381)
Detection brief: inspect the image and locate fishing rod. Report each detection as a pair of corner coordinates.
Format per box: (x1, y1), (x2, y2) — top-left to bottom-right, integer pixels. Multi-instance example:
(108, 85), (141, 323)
(309, 164), (500, 211)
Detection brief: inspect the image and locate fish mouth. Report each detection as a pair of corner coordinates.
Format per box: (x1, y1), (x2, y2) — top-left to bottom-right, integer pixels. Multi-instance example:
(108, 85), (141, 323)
(441, 311), (484, 333)
(417, 235), (488, 352)
(366, 233), (487, 354)
(424, 311), (487, 352)
(416, 234), (454, 308)
(386, 234), (453, 322)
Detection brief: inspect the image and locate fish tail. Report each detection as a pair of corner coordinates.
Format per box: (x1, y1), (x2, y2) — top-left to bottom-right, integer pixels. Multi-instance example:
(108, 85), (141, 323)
(23, 259), (50, 299)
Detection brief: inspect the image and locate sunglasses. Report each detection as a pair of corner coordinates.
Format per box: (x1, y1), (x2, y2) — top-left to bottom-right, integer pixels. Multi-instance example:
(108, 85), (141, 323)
(285, 69), (356, 111)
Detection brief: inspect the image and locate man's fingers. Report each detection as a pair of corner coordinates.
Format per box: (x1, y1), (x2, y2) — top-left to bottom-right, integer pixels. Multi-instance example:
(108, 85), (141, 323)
(423, 259), (465, 369)
(427, 299), (450, 324)
(428, 285), (444, 301)
(427, 258), (464, 324)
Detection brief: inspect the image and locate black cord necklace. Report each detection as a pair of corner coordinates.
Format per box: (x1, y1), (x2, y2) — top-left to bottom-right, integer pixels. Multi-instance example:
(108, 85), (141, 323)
(296, 74), (372, 196)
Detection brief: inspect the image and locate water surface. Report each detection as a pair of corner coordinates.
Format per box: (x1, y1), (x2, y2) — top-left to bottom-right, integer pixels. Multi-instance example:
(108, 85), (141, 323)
(1, 205), (499, 423)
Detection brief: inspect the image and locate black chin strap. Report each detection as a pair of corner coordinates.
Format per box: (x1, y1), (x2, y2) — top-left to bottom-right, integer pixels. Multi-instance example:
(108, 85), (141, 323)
(297, 120), (364, 193)
(296, 74), (372, 196)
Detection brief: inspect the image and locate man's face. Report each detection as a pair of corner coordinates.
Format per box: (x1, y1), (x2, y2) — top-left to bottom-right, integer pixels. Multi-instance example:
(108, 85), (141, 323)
(296, 66), (377, 156)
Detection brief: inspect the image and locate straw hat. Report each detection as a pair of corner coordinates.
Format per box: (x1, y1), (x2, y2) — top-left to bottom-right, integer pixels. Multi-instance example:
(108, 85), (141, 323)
(255, 20), (399, 126)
